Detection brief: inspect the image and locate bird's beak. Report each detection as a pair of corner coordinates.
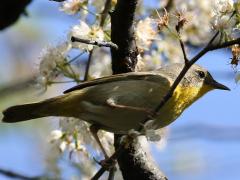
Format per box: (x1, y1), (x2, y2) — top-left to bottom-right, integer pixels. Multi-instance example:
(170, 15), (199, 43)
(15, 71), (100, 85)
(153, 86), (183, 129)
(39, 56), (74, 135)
(206, 77), (230, 91)
(211, 79), (230, 90)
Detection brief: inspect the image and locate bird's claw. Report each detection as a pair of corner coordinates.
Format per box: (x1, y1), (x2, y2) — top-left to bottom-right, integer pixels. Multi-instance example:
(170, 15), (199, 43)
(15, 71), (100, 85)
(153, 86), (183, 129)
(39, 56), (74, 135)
(93, 157), (116, 171)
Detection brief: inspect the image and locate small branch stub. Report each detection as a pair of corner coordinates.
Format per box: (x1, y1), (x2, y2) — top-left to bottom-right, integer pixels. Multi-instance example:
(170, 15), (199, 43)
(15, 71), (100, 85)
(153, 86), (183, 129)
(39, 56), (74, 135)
(71, 36), (118, 50)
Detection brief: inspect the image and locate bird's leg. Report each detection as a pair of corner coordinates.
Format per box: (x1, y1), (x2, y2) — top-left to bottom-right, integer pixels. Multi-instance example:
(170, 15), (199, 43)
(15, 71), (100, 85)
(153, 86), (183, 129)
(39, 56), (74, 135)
(90, 124), (109, 159)
(106, 98), (153, 114)
(91, 134), (134, 179)
(90, 125), (116, 171)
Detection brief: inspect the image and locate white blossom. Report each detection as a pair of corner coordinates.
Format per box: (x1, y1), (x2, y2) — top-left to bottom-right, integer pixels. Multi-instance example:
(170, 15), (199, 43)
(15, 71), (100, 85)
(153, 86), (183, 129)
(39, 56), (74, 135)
(59, 117), (93, 146)
(136, 18), (158, 50)
(142, 120), (162, 142)
(154, 128), (169, 150)
(37, 42), (71, 87)
(69, 21), (104, 50)
(71, 21), (91, 39)
(212, 0), (234, 15)
(59, 141), (67, 152)
(210, 0), (235, 31)
(60, 0), (87, 15)
(156, 38), (184, 63)
(174, 0), (213, 45)
(136, 50), (162, 71)
(50, 130), (63, 141)
(89, 48), (112, 79)
(145, 129), (161, 141)
(59, 117), (82, 132)
(211, 14), (232, 30)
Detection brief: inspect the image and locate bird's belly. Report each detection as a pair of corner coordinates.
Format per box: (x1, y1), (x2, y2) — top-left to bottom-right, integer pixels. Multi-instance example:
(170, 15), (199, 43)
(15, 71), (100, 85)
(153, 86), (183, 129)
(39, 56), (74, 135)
(78, 101), (148, 134)
(77, 101), (183, 134)
(153, 97), (186, 129)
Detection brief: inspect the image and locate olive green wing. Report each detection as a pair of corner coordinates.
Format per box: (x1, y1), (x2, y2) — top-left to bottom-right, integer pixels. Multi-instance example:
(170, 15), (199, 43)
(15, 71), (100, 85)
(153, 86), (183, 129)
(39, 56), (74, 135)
(68, 72), (172, 133)
(64, 71), (171, 94)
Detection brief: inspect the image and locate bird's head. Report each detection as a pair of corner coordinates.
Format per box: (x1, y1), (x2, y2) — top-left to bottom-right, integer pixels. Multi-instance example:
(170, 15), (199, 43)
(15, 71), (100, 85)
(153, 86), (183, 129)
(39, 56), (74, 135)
(160, 63), (230, 103)
(182, 64), (230, 92)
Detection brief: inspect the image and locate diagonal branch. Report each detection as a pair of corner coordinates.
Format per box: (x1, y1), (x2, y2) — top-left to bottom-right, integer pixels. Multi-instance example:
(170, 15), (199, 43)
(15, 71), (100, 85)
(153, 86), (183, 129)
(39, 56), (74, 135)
(84, 50), (93, 81)
(142, 31), (240, 127)
(207, 36), (240, 51)
(0, 168), (41, 180)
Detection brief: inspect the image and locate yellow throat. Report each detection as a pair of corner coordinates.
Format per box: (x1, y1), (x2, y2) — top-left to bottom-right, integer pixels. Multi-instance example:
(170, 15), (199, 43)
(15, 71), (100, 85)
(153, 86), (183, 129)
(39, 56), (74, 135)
(154, 84), (213, 129)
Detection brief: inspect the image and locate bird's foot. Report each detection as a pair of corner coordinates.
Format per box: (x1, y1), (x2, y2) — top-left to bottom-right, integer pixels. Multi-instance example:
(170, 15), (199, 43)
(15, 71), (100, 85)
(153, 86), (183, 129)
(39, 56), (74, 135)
(94, 157), (116, 171)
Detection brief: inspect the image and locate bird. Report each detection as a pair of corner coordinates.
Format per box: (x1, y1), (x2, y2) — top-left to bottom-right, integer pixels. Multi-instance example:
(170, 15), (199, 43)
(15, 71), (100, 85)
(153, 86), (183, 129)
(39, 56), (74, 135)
(2, 63), (229, 132)
(1, 63), (229, 156)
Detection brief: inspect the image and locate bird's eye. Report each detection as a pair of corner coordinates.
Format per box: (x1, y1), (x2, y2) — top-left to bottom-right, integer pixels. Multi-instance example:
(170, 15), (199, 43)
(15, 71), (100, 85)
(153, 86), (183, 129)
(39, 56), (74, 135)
(197, 71), (205, 79)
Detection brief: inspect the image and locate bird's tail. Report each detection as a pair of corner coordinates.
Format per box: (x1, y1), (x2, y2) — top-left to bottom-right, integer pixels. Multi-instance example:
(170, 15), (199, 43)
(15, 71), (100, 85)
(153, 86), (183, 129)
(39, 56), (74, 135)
(2, 103), (45, 123)
(2, 94), (71, 123)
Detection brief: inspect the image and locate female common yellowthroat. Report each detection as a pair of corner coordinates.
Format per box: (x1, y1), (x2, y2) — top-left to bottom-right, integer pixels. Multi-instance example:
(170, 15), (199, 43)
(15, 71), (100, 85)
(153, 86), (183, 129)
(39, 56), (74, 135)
(2, 63), (229, 134)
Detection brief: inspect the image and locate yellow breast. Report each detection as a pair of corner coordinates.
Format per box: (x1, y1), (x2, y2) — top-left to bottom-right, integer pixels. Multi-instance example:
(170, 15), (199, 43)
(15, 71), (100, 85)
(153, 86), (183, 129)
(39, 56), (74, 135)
(154, 84), (211, 128)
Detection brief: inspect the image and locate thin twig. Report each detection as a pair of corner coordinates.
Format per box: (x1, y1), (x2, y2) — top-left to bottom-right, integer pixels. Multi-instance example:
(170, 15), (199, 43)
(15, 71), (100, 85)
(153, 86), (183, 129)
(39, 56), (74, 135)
(71, 37), (118, 50)
(84, 50), (93, 81)
(179, 38), (188, 64)
(67, 51), (86, 65)
(91, 138), (132, 179)
(0, 168), (40, 180)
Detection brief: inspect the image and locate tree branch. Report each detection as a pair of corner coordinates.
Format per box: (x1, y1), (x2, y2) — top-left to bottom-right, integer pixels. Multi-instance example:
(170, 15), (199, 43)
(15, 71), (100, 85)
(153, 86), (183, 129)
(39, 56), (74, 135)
(71, 37), (118, 50)
(179, 38), (189, 64)
(92, 143), (127, 180)
(114, 135), (167, 180)
(108, 0), (167, 179)
(0, 168), (40, 180)
(110, 0), (139, 73)
(207, 36), (240, 51)
(84, 50), (93, 81)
